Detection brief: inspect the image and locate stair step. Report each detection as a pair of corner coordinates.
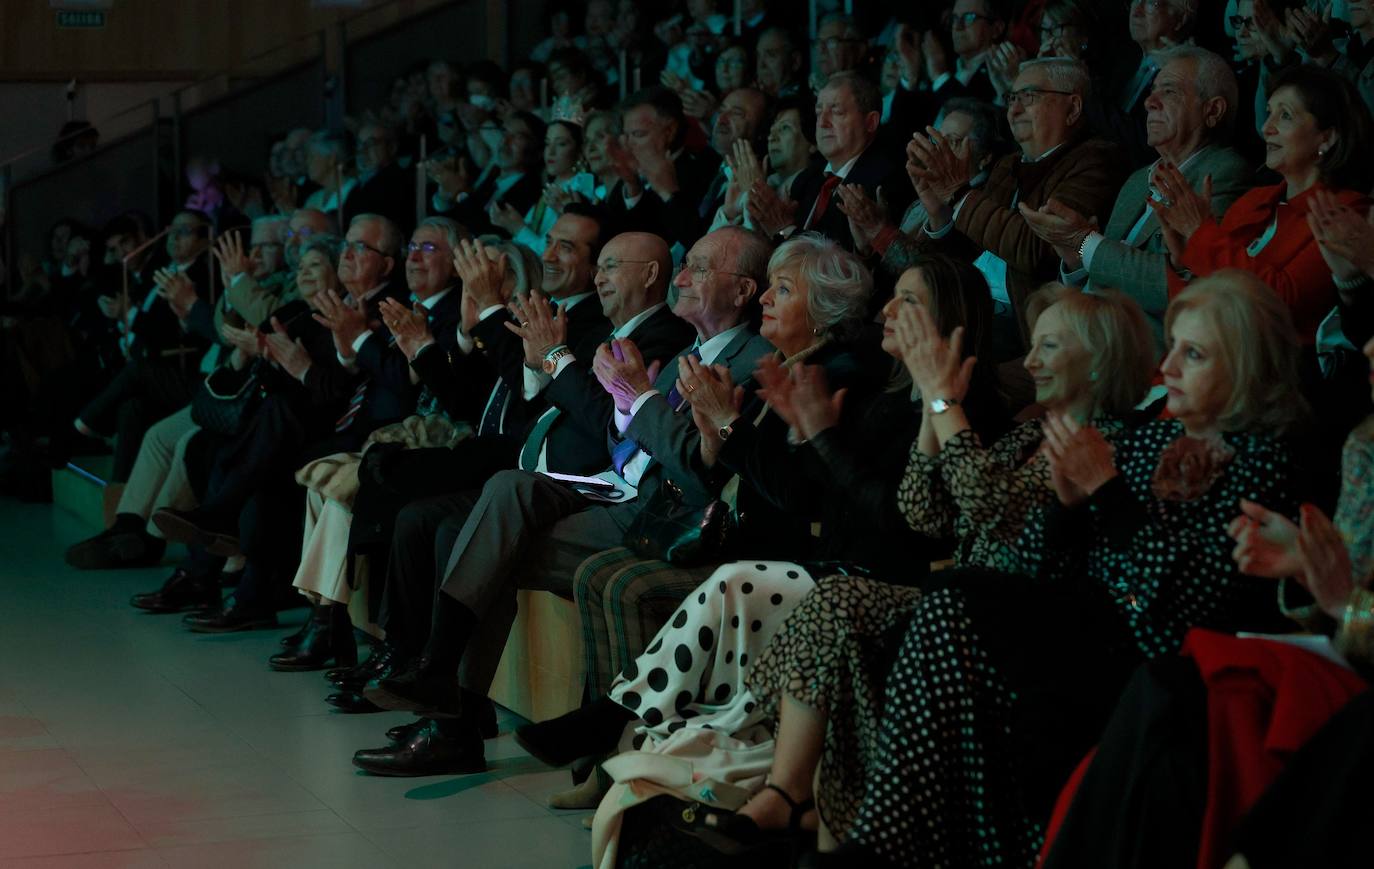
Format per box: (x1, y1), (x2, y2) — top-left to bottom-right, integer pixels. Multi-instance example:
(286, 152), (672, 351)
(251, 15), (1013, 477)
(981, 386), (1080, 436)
(51, 456), (117, 531)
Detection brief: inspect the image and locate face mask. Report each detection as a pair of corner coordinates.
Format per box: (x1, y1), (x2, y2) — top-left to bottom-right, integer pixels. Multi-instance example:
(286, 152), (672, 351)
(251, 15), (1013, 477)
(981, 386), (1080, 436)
(61, 262), (80, 277)
(480, 127), (505, 154)
(469, 93), (495, 110)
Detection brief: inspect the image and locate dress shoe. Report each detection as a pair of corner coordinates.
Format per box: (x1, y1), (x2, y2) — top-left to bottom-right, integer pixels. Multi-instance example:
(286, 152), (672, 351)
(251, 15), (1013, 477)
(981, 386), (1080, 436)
(152, 507), (239, 557)
(66, 528), (166, 570)
(183, 600), (278, 633)
(130, 568), (220, 613)
(513, 696), (635, 768)
(386, 719), (427, 744)
(363, 660), (463, 718)
(330, 643), (400, 691)
(352, 718), (485, 777)
(268, 604), (358, 671)
(282, 620), (313, 649)
(325, 691), (384, 713)
(378, 695), (497, 741)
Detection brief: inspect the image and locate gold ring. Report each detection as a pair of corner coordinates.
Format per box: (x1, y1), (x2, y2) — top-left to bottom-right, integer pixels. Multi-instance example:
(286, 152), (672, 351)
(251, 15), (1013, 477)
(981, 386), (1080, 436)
(686, 384), (697, 394)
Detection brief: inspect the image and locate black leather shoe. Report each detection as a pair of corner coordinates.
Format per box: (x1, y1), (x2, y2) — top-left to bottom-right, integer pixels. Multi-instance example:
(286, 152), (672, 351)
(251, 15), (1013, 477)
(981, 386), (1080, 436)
(281, 620), (313, 649)
(183, 601), (278, 633)
(513, 696), (634, 768)
(130, 568), (220, 613)
(152, 508), (239, 557)
(386, 719), (427, 744)
(352, 719), (485, 777)
(269, 604), (358, 671)
(67, 529), (166, 570)
(330, 644), (400, 691)
(363, 659), (463, 718)
(325, 691), (384, 713)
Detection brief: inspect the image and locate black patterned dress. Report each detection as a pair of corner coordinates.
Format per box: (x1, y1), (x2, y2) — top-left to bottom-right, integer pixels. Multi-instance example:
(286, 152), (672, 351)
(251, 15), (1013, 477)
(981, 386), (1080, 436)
(843, 420), (1300, 866)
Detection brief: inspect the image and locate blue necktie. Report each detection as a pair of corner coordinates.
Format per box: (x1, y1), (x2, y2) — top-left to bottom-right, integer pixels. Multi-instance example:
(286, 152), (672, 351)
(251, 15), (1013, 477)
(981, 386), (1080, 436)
(663, 346), (703, 411)
(614, 347), (702, 474)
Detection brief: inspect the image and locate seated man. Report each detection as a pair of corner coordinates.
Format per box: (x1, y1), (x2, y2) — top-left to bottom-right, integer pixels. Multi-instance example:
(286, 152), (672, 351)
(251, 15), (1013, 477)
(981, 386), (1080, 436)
(437, 111), (544, 238)
(349, 226), (774, 776)
(66, 213), (297, 570)
(902, 58), (1127, 387)
(345, 121), (417, 235)
(1021, 46), (1252, 350)
(748, 72), (913, 254)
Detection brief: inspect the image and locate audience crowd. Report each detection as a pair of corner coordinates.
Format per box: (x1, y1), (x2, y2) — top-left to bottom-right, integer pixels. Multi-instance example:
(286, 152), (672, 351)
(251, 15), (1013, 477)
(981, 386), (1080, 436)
(3, 0), (1374, 865)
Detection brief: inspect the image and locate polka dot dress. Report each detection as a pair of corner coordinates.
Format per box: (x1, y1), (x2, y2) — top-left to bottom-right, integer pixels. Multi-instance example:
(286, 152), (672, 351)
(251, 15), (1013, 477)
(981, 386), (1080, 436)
(844, 420), (1300, 864)
(608, 560), (818, 746)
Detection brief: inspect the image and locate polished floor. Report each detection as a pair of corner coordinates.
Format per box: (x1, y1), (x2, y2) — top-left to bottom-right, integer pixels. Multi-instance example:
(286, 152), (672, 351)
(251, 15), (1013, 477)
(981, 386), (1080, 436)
(0, 498), (594, 868)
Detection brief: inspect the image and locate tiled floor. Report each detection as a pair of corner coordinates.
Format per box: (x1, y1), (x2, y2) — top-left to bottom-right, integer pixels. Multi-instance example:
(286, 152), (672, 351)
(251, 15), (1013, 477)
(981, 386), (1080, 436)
(0, 498), (594, 868)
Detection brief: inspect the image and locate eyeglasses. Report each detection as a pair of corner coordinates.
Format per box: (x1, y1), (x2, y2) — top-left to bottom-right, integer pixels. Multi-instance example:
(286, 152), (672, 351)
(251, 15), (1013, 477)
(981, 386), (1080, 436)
(1039, 22), (1068, 38)
(1228, 15), (1254, 31)
(250, 242), (283, 253)
(675, 262), (748, 282)
(343, 240), (388, 257)
(1132, 0), (1167, 10)
(818, 36), (863, 51)
(407, 241), (445, 255)
(596, 258), (652, 275)
(1006, 87), (1075, 108)
(951, 12), (994, 30)
(285, 227), (315, 240)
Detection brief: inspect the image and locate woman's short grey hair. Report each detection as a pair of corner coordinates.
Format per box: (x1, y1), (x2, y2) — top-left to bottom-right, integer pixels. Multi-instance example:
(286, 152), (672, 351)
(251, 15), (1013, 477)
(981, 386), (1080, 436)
(936, 98), (1007, 167)
(1155, 45), (1239, 139)
(1020, 57), (1092, 101)
(767, 232), (872, 342)
(414, 216), (468, 250)
(477, 234), (544, 296)
(299, 234), (344, 266)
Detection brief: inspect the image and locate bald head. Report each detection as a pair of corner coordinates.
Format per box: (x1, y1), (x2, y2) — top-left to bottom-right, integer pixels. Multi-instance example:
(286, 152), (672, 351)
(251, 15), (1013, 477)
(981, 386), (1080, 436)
(593, 231), (672, 326)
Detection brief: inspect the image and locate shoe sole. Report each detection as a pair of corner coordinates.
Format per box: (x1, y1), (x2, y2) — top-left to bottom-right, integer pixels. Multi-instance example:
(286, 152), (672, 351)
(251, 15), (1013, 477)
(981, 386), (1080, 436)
(361, 684), (462, 719)
(185, 619), (278, 634)
(350, 757), (487, 777)
(269, 657), (354, 673)
(131, 600), (217, 614)
(151, 512), (240, 557)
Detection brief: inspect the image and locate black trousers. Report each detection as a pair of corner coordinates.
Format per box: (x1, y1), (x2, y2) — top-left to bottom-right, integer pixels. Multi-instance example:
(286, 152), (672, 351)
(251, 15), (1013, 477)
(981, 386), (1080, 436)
(78, 357), (198, 482)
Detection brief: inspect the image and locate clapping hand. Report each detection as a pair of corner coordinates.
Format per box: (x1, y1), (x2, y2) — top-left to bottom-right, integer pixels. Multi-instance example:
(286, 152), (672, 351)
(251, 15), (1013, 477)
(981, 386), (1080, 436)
(755, 355), (846, 440)
(746, 180), (799, 236)
(152, 268), (197, 319)
(212, 232), (252, 284)
(220, 321), (261, 359)
(1287, 4), (1336, 63)
(1294, 503), (1356, 620)
(1147, 162), (1213, 268)
(1230, 498), (1303, 578)
(1308, 190), (1374, 283)
(906, 127), (972, 229)
(1040, 412), (1117, 505)
(489, 201), (526, 236)
(1019, 198), (1097, 269)
(987, 42), (1026, 98)
(452, 238), (509, 311)
(835, 183), (891, 253)
(723, 139), (766, 221)
(506, 289), (567, 368)
(379, 296), (433, 361)
(261, 315), (312, 379)
(592, 338), (662, 414)
(891, 300), (976, 402)
(311, 288), (370, 359)
(679, 355), (743, 468)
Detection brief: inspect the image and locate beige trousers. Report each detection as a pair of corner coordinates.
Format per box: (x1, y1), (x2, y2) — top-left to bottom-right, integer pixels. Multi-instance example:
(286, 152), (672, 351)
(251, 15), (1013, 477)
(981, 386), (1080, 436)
(292, 489), (381, 638)
(116, 406), (199, 537)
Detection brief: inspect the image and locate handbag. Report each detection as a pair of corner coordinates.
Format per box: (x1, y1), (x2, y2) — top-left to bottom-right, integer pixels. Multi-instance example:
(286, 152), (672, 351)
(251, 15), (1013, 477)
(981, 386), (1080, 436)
(190, 360), (264, 436)
(616, 796), (794, 869)
(624, 476), (739, 566)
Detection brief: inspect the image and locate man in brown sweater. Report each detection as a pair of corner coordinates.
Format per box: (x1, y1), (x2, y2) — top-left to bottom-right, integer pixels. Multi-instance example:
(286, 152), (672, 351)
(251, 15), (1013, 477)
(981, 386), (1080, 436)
(900, 58), (1128, 388)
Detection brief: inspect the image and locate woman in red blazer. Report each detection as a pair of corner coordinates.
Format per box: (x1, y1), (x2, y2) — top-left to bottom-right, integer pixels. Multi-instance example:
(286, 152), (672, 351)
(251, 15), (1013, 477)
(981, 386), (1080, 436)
(1150, 64), (1374, 345)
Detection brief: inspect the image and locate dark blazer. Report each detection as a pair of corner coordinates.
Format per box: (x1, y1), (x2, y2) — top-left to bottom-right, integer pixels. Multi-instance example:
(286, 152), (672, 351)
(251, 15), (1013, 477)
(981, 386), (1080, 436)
(354, 286), (463, 404)
(128, 253), (214, 361)
(788, 143), (915, 251)
(468, 292), (610, 436)
(606, 148), (723, 249)
(440, 169), (543, 238)
(542, 303), (697, 474)
(345, 162), (419, 235)
(300, 283), (413, 428)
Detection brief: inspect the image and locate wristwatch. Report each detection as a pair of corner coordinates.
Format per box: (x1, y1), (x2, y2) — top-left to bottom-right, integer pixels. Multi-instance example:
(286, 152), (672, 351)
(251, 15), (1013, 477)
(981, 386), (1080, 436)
(929, 397), (960, 415)
(718, 423), (735, 441)
(541, 344), (572, 374)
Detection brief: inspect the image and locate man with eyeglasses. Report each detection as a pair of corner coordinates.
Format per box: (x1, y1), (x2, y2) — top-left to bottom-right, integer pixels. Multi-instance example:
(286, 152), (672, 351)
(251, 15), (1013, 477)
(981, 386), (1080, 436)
(699, 88), (770, 228)
(351, 227), (774, 775)
(344, 122), (417, 235)
(913, 58), (1126, 399)
(1120, 0), (1199, 166)
(1023, 47), (1252, 350)
(437, 111), (545, 240)
(815, 13), (868, 85)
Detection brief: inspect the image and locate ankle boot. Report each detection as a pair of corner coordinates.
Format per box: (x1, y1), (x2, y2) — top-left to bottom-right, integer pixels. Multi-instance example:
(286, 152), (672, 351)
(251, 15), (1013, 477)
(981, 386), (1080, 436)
(268, 604), (358, 671)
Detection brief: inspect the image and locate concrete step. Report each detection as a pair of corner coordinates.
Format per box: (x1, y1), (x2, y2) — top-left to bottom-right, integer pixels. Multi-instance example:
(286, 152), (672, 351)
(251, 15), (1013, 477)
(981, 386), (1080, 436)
(51, 455), (117, 532)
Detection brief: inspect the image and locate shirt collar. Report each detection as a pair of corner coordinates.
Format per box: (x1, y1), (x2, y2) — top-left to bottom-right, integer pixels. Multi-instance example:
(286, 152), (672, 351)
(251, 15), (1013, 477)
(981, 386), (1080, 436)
(612, 302), (666, 339)
(823, 149), (864, 180)
(556, 290), (595, 311)
(413, 286), (454, 310)
(1022, 141), (1067, 165)
(696, 321), (751, 364)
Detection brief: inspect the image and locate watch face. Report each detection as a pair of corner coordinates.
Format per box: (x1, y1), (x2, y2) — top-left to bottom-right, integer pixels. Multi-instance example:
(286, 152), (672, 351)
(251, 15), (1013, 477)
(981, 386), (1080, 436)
(931, 398), (950, 414)
(542, 358), (557, 374)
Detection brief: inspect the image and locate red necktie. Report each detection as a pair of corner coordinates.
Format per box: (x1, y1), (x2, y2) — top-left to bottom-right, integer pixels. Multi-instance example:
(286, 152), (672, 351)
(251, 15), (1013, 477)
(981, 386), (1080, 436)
(806, 172), (841, 229)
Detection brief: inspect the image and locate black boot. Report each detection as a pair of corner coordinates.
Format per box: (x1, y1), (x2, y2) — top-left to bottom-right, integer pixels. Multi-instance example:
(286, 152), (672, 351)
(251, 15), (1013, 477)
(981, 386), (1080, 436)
(268, 603), (358, 672)
(514, 696), (636, 768)
(130, 568), (220, 613)
(363, 657), (463, 718)
(183, 599), (278, 633)
(328, 643), (400, 692)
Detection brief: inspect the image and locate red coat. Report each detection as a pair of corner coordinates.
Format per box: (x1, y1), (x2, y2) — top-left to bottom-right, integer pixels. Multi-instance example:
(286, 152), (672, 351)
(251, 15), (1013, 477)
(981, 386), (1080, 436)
(1170, 182), (1369, 344)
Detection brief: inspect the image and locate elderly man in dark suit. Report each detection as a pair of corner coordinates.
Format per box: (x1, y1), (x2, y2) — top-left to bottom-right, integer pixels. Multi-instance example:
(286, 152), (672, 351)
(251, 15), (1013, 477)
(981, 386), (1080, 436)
(748, 72), (914, 252)
(351, 226), (774, 776)
(1021, 46), (1253, 349)
(343, 121), (417, 235)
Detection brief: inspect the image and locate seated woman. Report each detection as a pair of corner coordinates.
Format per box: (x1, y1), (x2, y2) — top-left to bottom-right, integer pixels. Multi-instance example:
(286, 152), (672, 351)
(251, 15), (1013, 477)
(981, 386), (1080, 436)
(491, 117), (595, 256)
(705, 282), (1157, 854)
(269, 234), (541, 678)
(1152, 64), (1374, 349)
(516, 254), (1005, 761)
(809, 270), (1308, 867)
(1039, 332), (1374, 869)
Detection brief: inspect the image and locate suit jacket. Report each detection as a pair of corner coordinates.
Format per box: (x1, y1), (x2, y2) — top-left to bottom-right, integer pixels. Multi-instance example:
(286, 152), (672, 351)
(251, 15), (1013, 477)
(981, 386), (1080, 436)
(129, 253), (214, 360)
(1084, 145), (1253, 345)
(440, 169), (542, 238)
(624, 326), (775, 507)
(1174, 182), (1371, 344)
(789, 144), (915, 252)
(344, 162), (419, 235)
(301, 283), (412, 427)
(607, 148), (723, 249)
(928, 132), (1128, 349)
(353, 286), (463, 406)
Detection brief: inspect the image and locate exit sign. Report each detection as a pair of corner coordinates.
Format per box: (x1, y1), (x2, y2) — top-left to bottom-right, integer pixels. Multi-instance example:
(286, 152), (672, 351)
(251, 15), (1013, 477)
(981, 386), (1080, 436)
(56, 9), (106, 28)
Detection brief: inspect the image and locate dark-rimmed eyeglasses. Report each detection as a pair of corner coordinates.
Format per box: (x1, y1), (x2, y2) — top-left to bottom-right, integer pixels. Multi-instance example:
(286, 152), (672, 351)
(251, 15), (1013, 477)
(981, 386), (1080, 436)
(343, 240), (388, 257)
(1006, 87), (1075, 108)
(596, 258), (653, 275)
(675, 261), (748, 282)
(952, 12), (995, 30)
